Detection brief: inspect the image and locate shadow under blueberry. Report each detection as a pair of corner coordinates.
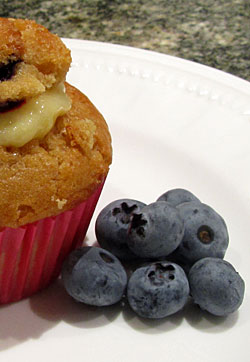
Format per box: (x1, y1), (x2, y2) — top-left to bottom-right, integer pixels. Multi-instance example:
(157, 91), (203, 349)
(29, 278), (121, 328)
(121, 297), (188, 334)
(121, 295), (239, 335)
(184, 298), (239, 333)
(0, 276), (240, 353)
(28, 244), (240, 336)
(30, 274), (185, 336)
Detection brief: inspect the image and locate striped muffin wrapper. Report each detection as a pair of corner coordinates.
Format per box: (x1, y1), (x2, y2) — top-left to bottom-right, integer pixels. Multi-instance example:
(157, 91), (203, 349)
(0, 182), (104, 304)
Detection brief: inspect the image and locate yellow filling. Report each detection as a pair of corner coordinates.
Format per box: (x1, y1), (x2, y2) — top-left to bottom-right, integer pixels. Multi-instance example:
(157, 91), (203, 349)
(0, 83), (71, 147)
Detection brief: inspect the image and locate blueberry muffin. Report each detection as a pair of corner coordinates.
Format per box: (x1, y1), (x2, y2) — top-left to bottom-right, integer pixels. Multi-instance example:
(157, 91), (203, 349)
(0, 18), (112, 303)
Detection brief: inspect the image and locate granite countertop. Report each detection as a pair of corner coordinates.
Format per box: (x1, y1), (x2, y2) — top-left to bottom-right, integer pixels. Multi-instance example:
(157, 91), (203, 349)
(0, 0), (249, 81)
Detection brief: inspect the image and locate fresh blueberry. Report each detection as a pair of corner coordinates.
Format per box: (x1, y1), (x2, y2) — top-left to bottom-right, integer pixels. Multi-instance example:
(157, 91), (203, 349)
(171, 202), (229, 265)
(188, 257), (245, 316)
(127, 201), (184, 258)
(157, 188), (200, 207)
(95, 199), (146, 260)
(61, 247), (127, 306)
(127, 261), (190, 319)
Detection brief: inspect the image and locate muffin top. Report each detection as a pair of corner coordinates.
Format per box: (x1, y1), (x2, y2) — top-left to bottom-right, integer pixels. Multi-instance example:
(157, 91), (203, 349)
(0, 83), (112, 228)
(0, 17), (71, 103)
(0, 18), (112, 228)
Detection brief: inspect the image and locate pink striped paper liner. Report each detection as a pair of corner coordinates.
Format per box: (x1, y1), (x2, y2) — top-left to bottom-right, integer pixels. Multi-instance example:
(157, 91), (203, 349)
(0, 182), (104, 304)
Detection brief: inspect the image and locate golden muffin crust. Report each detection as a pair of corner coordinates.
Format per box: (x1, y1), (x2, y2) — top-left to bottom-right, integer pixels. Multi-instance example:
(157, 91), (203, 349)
(0, 83), (112, 228)
(0, 17), (71, 103)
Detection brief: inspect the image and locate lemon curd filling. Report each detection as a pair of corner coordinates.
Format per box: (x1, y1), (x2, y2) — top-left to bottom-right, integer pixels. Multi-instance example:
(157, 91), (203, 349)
(0, 83), (71, 147)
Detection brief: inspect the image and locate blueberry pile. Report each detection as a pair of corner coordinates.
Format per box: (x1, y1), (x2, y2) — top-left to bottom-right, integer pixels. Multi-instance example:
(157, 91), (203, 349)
(62, 188), (245, 319)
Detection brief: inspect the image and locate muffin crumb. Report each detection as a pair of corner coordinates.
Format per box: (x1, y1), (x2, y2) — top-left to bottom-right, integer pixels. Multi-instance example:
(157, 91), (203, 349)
(57, 198), (67, 209)
(51, 196), (67, 209)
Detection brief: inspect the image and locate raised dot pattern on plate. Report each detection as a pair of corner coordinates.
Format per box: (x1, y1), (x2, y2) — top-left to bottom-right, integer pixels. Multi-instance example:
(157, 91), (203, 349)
(70, 48), (250, 119)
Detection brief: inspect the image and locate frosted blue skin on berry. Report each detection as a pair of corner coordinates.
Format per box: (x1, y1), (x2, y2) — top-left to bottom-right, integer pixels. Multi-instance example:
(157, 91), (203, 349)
(127, 201), (184, 258)
(157, 188), (200, 207)
(127, 261), (190, 319)
(172, 202), (229, 265)
(61, 247), (127, 306)
(188, 257), (245, 316)
(95, 199), (146, 260)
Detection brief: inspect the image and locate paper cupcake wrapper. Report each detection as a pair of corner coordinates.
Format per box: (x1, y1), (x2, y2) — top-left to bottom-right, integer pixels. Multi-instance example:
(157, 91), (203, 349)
(0, 182), (104, 304)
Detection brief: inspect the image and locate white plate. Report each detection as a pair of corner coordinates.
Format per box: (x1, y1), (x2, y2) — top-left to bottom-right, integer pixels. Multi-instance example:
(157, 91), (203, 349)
(1, 39), (250, 362)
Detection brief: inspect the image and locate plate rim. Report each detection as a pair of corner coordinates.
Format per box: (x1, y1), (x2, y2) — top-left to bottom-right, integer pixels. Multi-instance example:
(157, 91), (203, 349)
(62, 38), (250, 96)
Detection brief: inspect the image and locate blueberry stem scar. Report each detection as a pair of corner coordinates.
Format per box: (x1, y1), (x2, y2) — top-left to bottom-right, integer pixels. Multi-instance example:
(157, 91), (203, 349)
(112, 202), (138, 224)
(130, 213), (147, 237)
(197, 225), (214, 244)
(100, 252), (114, 263)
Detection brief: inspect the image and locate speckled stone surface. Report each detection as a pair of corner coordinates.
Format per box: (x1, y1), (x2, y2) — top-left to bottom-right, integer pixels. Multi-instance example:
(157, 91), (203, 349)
(0, 0), (249, 81)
